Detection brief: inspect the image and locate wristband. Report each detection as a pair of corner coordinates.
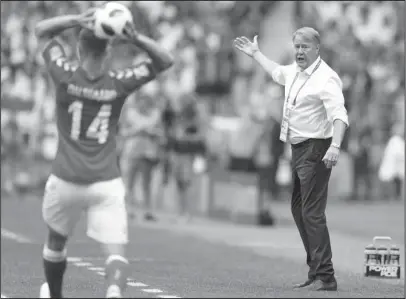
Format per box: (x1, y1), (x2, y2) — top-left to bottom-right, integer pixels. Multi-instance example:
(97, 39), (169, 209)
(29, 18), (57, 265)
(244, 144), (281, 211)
(331, 142), (341, 149)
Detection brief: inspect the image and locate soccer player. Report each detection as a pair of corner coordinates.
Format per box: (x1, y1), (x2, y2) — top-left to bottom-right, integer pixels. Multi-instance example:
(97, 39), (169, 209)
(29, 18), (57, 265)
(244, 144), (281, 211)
(35, 7), (173, 298)
(171, 93), (206, 222)
(120, 93), (164, 222)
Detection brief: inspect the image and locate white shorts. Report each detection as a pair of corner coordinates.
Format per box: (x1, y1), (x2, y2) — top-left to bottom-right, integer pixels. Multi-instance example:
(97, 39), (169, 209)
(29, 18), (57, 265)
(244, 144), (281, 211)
(42, 175), (128, 244)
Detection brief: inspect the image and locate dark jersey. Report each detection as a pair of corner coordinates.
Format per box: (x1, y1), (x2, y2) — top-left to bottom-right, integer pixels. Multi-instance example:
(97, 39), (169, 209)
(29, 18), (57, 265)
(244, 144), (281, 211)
(43, 39), (158, 184)
(171, 95), (205, 154)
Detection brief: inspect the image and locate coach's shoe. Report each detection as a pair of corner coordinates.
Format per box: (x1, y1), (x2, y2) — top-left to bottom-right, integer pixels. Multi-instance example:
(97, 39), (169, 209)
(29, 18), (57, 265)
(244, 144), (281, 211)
(39, 282), (51, 298)
(312, 279), (338, 291)
(106, 284), (122, 298)
(293, 278), (315, 288)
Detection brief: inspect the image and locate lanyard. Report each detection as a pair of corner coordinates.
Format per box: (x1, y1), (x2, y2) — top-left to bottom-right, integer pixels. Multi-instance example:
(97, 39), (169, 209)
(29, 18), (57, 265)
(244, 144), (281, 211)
(285, 59), (322, 106)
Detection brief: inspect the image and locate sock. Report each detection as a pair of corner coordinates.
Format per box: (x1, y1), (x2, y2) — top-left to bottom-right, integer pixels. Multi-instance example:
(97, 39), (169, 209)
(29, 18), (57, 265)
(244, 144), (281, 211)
(43, 245), (67, 298)
(105, 255), (129, 297)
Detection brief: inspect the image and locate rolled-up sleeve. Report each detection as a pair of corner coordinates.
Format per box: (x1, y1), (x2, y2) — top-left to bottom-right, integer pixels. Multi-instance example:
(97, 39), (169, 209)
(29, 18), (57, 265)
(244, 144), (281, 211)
(320, 75), (349, 127)
(271, 65), (291, 86)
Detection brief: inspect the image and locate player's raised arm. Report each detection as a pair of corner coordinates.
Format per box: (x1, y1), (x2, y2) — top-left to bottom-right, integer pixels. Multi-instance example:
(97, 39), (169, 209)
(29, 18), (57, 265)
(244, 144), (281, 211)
(35, 8), (97, 84)
(35, 15), (81, 40)
(110, 23), (174, 95)
(35, 7), (96, 41)
(35, 13), (83, 63)
(123, 23), (174, 73)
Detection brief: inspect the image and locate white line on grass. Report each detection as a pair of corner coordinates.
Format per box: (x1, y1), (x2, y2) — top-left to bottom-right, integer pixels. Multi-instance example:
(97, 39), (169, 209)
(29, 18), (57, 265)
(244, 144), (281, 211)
(1, 229), (32, 243)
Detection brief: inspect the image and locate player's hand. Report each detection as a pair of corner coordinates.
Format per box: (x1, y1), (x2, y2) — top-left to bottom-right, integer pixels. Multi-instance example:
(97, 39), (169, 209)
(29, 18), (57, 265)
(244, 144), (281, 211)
(322, 146), (340, 168)
(233, 35), (260, 57)
(121, 20), (139, 41)
(77, 7), (97, 31)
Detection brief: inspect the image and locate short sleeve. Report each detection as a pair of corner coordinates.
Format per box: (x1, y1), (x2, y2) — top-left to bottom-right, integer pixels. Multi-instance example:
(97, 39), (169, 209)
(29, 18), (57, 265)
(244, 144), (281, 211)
(109, 59), (158, 96)
(42, 39), (76, 84)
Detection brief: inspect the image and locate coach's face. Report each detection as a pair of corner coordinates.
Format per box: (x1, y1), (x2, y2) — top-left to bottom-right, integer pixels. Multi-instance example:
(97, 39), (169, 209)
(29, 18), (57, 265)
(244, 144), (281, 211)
(293, 34), (320, 70)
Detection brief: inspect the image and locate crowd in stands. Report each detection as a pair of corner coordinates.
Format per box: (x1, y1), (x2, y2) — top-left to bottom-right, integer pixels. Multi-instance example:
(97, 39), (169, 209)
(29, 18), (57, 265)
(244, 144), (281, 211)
(1, 1), (403, 201)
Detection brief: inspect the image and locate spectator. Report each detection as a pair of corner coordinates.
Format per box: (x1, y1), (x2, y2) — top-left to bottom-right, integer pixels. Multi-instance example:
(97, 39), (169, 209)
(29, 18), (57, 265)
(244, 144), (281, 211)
(378, 123), (405, 201)
(249, 89), (275, 225)
(349, 127), (373, 201)
(120, 92), (164, 222)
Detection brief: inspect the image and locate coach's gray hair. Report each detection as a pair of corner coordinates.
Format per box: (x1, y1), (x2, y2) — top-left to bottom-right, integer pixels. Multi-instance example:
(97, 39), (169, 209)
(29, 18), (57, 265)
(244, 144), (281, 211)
(292, 27), (321, 45)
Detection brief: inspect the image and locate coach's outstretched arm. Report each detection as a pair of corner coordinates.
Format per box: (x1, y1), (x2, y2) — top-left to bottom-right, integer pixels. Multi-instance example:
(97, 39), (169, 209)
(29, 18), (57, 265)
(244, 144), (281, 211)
(233, 35), (280, 76)
(123, 24), (174, 72)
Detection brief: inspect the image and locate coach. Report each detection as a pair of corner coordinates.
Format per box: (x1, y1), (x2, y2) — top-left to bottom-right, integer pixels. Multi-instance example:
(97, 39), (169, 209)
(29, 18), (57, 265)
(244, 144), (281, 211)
(233, 27), (349, 291)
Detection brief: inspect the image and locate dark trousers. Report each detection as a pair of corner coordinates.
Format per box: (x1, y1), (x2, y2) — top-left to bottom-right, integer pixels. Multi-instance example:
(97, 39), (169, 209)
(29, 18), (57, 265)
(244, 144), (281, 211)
(290, 138), (335, 281)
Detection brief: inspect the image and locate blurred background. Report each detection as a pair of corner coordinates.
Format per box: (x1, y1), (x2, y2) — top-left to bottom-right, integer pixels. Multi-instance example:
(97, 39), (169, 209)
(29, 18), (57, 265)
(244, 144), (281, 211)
(1, 1), (404, 225)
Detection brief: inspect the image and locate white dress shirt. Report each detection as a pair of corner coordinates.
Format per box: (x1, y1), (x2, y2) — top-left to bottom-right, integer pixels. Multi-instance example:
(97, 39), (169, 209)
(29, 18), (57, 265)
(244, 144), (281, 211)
(379, 134), (405, 181)
(272, 56), (349, 144)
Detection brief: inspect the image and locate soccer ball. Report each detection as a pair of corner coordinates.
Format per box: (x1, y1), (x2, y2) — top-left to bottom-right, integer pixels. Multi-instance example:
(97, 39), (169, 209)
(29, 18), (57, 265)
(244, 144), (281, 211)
(93, 2), (133, 39)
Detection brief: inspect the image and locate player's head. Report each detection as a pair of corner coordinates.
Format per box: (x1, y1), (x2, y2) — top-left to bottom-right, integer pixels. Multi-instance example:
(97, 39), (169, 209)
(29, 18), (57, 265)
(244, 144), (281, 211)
(77, 28), (109, 61)
(292, 27), (320, 70)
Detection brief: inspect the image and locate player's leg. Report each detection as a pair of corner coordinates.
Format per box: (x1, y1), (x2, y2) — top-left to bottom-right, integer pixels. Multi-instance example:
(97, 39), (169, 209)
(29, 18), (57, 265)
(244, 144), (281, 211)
(162, 148), (172, 187)
(41, 228), (68, 299)
(174, 153), (193, 221)
(122, 155), (140, 220)
(256, 165), (275, 226)
(394, 176), (402, 200)
(172, 153), (184, 217)
(41, 175), (82, 298)
(155, 150), (172, 210)
(141, 158), (158, 221)
(86, 178), (129, 298)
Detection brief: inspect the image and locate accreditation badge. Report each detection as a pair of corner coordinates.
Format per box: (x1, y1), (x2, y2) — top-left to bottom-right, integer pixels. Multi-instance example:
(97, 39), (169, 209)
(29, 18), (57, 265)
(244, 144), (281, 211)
(279, 103), (293, 142)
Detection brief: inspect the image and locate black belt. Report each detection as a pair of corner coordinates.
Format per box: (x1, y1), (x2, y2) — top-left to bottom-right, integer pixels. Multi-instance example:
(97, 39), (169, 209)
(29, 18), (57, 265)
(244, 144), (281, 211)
(291, 137), (332, 149)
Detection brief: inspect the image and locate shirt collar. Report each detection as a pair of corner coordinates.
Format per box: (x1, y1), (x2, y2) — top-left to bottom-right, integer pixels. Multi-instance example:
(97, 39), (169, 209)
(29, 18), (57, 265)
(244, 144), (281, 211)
(296, 56), (321, 75)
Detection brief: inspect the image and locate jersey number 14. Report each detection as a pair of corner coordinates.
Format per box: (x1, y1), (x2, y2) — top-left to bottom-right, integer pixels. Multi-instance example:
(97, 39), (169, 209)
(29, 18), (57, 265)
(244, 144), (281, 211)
(68, 101), (111, 144)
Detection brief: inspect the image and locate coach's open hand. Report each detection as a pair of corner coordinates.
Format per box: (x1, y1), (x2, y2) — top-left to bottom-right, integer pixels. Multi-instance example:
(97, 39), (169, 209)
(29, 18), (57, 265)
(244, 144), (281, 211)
(322, 146), (340, 168)
(233, 35), (260, 57)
